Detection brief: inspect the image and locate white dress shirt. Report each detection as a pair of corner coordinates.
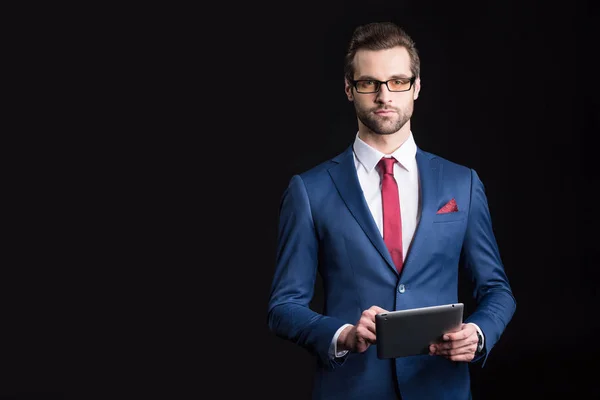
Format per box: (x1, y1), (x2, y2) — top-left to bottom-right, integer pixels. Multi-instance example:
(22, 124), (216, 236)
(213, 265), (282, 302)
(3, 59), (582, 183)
(354, 132), (420, 259)
(328, 132), (483, 358)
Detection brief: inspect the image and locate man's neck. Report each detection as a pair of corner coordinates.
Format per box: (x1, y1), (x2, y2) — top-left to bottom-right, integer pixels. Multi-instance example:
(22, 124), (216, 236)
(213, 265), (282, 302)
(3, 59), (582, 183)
(357, 126), (411, 155)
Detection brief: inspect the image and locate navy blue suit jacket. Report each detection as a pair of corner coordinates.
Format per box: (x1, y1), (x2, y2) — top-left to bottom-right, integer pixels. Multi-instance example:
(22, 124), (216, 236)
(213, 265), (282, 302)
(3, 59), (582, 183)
(267, 145), (516, 399)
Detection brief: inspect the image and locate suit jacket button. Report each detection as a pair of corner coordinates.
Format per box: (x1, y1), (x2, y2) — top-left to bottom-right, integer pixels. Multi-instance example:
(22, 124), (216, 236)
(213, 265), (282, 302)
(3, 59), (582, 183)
(398, 284), (406, 293)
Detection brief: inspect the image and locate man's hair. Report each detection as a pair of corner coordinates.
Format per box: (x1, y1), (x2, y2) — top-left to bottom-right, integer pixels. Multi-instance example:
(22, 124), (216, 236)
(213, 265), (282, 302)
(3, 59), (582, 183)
(344, 22), (420, 82)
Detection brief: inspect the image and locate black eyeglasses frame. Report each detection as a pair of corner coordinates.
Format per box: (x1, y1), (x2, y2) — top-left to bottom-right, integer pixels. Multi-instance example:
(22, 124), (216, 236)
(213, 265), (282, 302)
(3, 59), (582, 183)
(350, 76), (416, 93)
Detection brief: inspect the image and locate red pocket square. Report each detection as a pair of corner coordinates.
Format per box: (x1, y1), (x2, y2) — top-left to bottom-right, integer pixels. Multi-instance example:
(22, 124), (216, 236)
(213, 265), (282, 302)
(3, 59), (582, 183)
(437, 198), (458, 214)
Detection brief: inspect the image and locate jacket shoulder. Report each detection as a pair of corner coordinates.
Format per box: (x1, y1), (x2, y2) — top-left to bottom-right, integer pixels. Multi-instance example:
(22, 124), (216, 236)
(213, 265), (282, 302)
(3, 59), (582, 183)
(418, 147), (473, 176)
(297, 146), (353, 180)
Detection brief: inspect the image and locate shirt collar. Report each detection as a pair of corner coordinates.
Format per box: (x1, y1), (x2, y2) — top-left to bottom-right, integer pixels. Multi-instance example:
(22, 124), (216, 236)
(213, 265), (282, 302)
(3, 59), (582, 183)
(353, 132), (417, 173)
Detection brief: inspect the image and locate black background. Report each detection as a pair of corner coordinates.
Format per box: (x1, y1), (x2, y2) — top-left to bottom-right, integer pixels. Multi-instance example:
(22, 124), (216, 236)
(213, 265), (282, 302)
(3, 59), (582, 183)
(243, 1), (599, 399)
(3, 1), (598, 399)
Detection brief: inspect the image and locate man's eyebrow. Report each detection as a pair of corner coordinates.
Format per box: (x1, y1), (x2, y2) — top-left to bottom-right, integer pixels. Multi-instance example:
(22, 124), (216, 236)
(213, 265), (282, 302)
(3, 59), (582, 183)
(389, 74), (412, 79)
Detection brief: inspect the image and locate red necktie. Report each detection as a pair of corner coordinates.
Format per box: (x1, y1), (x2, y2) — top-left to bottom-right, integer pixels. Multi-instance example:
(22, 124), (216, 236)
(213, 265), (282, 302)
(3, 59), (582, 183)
(378, 157), (403, 273)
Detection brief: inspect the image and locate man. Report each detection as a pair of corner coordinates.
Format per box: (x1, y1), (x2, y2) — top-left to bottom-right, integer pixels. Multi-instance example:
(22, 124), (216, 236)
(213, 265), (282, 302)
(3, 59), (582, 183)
(267, 21), (516, 399)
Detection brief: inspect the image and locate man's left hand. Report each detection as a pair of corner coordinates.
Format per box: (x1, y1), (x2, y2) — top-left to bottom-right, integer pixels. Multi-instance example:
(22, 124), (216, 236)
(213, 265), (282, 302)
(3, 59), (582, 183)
(429, 323), (479, 362)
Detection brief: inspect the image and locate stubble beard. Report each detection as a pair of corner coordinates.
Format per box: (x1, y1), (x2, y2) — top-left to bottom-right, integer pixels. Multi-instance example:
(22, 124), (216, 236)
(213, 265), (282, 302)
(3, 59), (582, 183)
(355, 103), (413, 136)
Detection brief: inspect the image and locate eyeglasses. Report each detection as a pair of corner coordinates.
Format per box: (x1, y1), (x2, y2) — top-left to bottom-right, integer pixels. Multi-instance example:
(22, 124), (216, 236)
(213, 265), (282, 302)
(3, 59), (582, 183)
(350, 77), (416, 93)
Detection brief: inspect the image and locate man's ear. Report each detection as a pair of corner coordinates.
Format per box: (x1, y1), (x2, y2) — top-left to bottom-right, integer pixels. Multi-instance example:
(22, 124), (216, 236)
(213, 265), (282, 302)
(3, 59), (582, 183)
(344, 78), (354, 101)
(413, 77), (421, 100)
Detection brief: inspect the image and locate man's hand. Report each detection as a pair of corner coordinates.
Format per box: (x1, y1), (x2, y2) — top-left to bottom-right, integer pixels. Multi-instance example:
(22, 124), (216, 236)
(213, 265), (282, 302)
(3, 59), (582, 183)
(429, 323), (479, 362)
(337, 305), (388, 354)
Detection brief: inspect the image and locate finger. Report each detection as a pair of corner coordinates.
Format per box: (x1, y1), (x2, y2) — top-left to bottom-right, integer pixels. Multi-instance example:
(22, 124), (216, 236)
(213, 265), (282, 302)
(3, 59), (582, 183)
(369, 305), (389, 315)
(442, 330), (468, 342)
(361, 306), (388, 325)
(430, 337), (477, 353)
(434, 335), (478, 351)
(355, 337), (372, 353)
(443, 324), (475, 342)
(432, 342), (477, 356)
(356, 324), (377, 344)
(360, 310), (379, 327)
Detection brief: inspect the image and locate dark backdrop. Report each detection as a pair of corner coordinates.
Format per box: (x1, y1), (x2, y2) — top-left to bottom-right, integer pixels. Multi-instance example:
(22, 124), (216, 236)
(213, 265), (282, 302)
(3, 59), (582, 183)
(3, 1), (598, 399)
(247, 1), (599, 399)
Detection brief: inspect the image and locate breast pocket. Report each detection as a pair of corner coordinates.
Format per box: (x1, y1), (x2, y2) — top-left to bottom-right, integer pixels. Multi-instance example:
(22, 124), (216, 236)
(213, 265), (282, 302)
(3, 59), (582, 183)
(432, 211), (466, 223)
(429, 211), (467, 262)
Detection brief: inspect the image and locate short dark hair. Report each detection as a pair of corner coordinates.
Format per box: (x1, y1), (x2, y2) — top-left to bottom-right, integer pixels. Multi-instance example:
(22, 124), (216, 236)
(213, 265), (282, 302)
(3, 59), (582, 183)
(344, 22), (420, 82)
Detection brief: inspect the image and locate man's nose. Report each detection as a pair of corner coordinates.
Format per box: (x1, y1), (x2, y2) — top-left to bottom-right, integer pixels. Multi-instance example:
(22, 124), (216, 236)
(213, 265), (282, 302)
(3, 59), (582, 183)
(375, 83), (393, 102)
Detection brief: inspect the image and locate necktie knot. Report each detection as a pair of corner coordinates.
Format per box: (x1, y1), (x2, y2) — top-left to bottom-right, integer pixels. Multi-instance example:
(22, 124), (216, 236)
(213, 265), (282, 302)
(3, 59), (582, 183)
(378, 157), (396, 175)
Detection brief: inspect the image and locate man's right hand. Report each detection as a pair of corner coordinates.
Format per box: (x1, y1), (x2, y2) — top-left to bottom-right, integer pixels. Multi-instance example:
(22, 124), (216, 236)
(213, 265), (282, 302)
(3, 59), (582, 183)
(337, 305), (388, 353)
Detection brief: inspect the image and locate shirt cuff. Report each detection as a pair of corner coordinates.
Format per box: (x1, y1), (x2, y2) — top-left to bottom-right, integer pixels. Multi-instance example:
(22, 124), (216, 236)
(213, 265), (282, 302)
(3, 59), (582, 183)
(329, 323), (352, 359)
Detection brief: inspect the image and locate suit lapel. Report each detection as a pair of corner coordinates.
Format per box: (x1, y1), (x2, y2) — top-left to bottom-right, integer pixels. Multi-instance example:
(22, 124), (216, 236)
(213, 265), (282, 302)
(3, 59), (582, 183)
(329, 146), (442, 276)
(329, 147), (397, 274)
(402, 149), (441, 273)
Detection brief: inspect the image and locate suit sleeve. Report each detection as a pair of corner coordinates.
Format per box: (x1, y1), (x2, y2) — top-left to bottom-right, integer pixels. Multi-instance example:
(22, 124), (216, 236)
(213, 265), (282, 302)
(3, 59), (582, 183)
(267, 175), (348, 369)
(461, 169), (517, 366)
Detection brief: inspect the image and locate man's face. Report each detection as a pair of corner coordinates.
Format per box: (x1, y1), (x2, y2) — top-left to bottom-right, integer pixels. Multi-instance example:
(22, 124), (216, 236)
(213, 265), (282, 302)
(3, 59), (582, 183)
(345, 46), (420, 135)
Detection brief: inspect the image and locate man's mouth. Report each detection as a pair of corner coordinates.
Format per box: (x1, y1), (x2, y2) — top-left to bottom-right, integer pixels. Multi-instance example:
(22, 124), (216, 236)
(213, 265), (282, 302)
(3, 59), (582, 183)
(374, 109), (396, 115)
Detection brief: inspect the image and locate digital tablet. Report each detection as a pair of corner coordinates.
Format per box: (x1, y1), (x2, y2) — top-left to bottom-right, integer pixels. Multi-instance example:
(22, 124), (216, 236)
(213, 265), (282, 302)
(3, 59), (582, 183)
(375, 303), (464, 359)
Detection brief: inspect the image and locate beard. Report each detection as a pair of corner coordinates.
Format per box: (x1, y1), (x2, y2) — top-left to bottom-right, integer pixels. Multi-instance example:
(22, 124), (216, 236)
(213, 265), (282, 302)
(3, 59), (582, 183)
(355, 102), (413, 135)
